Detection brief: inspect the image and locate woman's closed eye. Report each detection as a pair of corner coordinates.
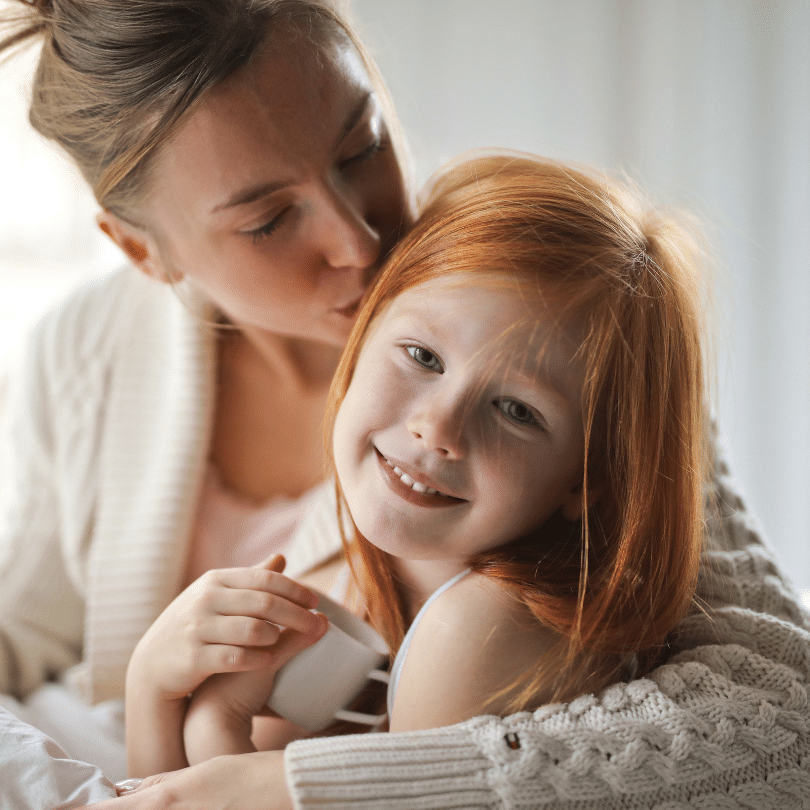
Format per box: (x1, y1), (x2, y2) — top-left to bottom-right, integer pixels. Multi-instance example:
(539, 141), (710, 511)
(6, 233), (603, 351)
(340, 135), (389, 171)
(246, 207), (292, 244)
(496, 398), (542, 428)
(405, 344), (443, 372)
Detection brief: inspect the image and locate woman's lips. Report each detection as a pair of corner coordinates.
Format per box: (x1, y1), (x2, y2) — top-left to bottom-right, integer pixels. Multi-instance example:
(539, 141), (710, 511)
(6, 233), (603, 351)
(374, 449), (465, 508)
(332, 297), (362, 319)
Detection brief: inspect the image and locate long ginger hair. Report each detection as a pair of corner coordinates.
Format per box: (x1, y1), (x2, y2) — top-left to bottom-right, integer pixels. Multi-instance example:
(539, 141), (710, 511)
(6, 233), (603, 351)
(326, 152), (709, 709)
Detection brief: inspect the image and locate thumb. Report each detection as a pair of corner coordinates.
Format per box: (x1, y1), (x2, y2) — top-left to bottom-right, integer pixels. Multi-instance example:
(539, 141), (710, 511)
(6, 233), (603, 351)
(256, 553), (286, 573)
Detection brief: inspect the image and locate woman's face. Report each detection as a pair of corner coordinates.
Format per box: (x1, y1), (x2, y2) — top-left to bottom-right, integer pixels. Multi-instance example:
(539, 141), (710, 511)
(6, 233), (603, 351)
(141, 29), (411, 346)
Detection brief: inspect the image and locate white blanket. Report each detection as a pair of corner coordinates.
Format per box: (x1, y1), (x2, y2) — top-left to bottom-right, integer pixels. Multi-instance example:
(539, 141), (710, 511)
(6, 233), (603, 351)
(0, 705), (116, 809)
(0, 683), (127, 783)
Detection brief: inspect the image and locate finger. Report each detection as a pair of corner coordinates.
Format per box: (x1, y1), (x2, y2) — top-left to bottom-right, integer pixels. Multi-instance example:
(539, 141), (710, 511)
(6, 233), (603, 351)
(209, 567), (319, 610)
(256, 553), (286, 573)
(115, 778), (144, 796)
(197, 613), (284, 648)
(195, 613), (327, 674)
(209, 587), (323, 635)
(194, 642), (281, 674)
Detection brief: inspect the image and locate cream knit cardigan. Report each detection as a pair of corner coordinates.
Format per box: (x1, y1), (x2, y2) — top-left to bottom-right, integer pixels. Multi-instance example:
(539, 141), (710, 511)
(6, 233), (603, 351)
(0, 268), (340, 705)
(1, 268), (808, 808)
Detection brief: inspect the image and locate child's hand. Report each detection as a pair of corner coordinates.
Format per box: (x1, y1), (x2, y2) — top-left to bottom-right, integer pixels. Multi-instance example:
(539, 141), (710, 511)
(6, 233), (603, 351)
(127, 554), (326, 703)
(184, 633), (311, 763)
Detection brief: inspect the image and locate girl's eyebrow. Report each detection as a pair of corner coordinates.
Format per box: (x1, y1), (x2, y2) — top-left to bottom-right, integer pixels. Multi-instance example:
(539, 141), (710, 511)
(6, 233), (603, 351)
(209, 93), (374, 215)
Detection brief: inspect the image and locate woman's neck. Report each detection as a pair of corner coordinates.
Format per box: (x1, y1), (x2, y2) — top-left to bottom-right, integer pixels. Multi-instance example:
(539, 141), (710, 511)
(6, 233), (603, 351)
(209, 327), (341, 503)
(237, 326), (343, 390)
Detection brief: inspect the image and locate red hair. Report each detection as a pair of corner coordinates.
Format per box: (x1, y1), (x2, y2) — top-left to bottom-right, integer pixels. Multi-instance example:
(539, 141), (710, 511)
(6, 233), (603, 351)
(326, 152), (708, 708)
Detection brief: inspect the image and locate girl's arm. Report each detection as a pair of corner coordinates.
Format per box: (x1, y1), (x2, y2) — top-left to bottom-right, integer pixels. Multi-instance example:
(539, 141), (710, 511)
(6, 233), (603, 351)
(389, 574), (554, 732)
(183, 645), (308, 763)
(125, 555), (326, 776)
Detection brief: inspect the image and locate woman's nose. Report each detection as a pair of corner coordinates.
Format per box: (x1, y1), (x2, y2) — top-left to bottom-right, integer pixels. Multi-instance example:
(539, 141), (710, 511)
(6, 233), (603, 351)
(407, 392), (466, 459)
(318, 187), (381, 272)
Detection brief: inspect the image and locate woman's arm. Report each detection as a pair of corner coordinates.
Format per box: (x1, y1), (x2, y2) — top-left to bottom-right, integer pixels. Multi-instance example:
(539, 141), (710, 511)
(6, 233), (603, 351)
(81, 752), (293, 810)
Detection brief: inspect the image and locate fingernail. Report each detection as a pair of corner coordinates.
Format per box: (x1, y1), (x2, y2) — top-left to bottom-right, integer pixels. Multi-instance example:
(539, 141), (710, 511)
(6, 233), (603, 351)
(316, 613), (329, 635)
(115, 778), (144, 794)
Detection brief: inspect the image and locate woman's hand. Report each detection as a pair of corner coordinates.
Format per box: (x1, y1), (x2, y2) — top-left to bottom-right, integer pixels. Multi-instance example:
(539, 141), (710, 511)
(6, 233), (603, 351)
(127, 554), (324, 702)
(80, 751), (293, 810)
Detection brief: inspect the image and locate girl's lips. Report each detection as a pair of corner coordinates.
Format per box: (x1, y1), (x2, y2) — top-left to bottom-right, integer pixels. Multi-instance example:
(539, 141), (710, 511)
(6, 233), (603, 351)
(374, 449), (465, 508)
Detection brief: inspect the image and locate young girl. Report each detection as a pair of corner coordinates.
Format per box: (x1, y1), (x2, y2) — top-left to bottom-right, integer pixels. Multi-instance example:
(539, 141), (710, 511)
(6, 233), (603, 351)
(150, 150), (708, 763)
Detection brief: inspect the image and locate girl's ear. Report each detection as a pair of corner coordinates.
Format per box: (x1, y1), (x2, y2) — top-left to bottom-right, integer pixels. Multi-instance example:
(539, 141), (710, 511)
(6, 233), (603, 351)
(561, 479), (603, 523)
(96, 211), (182, 283)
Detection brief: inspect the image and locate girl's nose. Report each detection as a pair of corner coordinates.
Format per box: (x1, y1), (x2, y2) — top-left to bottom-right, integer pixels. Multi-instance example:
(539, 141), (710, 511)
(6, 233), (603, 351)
(407, 392), (466, 459)
(319, 187), (381, 272)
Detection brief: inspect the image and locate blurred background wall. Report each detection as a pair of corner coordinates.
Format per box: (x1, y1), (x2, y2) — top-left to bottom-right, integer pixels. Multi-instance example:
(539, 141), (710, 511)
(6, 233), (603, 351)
(0, 0), (808, 594)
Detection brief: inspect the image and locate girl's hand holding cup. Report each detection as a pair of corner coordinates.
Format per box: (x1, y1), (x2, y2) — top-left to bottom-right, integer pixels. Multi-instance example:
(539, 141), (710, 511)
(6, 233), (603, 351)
(125, 554), (328, 775)
(126, 554), (326, 703)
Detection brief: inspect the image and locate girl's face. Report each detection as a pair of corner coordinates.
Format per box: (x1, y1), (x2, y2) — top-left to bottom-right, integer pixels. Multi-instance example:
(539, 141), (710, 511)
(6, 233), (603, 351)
(140, 30), (410, 346)
(333, 275), (588, 572)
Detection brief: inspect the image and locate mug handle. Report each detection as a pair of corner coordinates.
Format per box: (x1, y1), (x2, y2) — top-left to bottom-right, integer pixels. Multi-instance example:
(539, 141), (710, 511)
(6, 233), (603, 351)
(332, 669), (389, 726)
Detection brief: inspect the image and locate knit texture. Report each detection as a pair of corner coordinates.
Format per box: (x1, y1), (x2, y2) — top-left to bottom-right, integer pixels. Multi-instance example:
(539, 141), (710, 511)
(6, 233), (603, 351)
(284, 442), (810, 808)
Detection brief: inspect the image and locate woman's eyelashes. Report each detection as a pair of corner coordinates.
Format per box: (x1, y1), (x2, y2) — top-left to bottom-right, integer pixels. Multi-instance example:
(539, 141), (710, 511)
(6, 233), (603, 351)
(247, 207), (291, 244)
(340, 135), (389, 170)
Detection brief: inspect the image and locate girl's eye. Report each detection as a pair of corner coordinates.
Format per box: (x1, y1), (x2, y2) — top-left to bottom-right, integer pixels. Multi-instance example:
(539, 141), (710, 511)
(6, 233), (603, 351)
(247, 208), (290, 243)
(406, 345), (443, 372)
(340, 137), (388, 169)
(497, 399), (540, 427)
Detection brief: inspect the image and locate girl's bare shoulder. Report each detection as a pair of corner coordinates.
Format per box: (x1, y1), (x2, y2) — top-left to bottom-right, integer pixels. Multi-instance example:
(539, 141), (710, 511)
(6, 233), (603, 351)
(389, 574), (556, 732)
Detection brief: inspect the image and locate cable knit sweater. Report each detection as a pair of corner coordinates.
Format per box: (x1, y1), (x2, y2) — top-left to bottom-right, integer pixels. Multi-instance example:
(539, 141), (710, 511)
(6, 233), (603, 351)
(283, 446), (810, 807)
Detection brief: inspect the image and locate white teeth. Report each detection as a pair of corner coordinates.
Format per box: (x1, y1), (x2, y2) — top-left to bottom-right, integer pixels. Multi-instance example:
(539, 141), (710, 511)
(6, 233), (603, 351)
(385, 457), (441, 496)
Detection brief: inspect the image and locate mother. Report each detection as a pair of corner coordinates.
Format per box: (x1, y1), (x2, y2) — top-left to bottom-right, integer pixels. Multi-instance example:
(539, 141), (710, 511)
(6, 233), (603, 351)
(1, 2), (808, 809)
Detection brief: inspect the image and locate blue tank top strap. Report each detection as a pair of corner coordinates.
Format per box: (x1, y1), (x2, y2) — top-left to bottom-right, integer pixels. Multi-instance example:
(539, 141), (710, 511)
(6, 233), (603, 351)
(387, 567), (473, 718)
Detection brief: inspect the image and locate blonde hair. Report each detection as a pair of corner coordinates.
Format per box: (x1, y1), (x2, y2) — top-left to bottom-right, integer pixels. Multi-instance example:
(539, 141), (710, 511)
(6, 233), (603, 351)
(0, 0), (407, 221)
(327, 152), (709, 709)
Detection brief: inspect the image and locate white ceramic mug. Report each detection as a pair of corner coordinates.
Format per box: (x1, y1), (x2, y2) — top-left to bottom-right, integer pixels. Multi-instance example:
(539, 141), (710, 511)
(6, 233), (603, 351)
(267, 591), (389, 731)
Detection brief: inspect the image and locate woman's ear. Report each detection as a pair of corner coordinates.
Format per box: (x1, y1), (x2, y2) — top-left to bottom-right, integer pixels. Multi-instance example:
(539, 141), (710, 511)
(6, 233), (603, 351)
(561, 478), (603, 523)
(96, 211), (182, 283)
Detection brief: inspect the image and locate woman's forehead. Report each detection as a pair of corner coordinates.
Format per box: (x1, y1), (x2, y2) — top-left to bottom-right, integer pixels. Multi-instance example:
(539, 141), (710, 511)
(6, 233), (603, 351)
(140, 31), (374, 222)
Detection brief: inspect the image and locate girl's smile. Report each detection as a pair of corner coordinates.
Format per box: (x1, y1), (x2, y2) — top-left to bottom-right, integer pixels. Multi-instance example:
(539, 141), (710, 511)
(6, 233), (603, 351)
(376, 448), (466, 505)
(333, 274), (589, 572)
